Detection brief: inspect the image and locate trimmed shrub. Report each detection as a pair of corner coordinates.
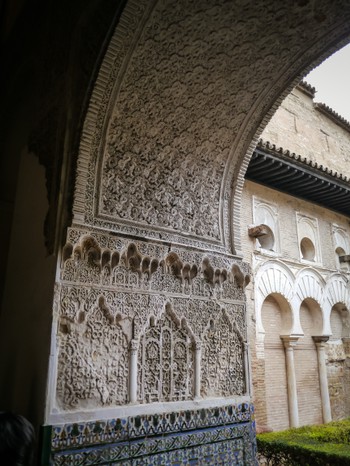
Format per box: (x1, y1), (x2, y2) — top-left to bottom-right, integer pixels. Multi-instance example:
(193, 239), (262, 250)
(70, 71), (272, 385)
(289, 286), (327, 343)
(257, 419), (350, 465)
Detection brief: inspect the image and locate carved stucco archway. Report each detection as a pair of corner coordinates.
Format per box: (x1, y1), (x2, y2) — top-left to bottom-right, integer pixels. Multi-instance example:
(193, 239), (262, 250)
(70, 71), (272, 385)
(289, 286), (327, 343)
(254, 263), (349, 340)
(32, 0), (350, 458)
(3, 2), (350, 459)
(49, 1), (350, 433)
(73, 0), (350, 256)
(254, 260), (295, 338)
(324, 273), (350, 335)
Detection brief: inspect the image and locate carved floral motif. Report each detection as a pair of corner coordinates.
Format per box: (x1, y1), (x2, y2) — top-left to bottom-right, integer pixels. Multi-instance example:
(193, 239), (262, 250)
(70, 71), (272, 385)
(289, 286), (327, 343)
(57, 297), (130, 408)
(54, 230), (249, 410)
(201, 309), (245, 397)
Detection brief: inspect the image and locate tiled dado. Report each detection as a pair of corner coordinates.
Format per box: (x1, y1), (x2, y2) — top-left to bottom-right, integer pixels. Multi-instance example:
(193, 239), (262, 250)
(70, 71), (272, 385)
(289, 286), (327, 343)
(40, 403), (257, 465)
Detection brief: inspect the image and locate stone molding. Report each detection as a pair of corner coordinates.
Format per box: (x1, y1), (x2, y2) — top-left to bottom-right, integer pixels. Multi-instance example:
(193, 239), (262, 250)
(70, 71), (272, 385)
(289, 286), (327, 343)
(281, 335), (300, 349)
(312, 335), (330, 345)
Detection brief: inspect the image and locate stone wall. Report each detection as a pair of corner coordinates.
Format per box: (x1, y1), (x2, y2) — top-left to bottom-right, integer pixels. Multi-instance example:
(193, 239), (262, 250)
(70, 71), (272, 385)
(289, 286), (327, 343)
(261, 85), (350, 177)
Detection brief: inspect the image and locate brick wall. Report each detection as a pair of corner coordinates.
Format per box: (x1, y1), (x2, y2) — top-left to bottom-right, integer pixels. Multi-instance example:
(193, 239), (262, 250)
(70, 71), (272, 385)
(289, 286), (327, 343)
(241, 180), (350, 270)
(241, 84), (350, 431)
(261, 296), (290, 431)
(295, 303), (323, 426)
(261, 87), (350, 178)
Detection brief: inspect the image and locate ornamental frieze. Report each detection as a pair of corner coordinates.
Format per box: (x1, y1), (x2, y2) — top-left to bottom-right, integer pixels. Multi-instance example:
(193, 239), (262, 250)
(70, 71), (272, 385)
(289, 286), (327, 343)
(54, 228), (250, 411)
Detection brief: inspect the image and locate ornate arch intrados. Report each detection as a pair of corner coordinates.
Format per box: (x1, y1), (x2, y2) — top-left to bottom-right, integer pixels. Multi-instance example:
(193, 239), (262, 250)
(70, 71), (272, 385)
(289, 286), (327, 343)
(73, 0), (350, 255)
(294, 268), (325, 310)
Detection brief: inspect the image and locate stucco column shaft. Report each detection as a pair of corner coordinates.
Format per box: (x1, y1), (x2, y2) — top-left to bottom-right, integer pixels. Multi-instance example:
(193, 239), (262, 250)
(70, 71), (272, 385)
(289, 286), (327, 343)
(243, 342), (250, 395)
(313, 336), (332, 423)
(194, 342), (201, 399)
(129, 339), (138, 403)
(282, 336), (299, 428)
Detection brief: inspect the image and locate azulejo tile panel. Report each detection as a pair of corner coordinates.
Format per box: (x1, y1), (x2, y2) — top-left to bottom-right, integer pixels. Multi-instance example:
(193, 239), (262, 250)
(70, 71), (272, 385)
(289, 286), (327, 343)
(41, 403), (257, 465)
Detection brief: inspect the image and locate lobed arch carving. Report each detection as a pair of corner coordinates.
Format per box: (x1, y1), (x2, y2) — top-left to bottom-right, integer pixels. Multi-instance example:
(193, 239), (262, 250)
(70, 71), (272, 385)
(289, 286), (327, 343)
(294, 268), (325, 310)
(56, 295), (131, 409)
(201, 307), (246, 398)
(255, 261), (294, 335)
(323, 274), (350, 336)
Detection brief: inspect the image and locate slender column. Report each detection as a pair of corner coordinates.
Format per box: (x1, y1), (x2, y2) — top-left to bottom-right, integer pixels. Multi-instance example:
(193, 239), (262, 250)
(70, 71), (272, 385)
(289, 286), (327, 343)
(243, 342), (251, 396)
(194, 341), (201, 400)
(313, 336), (332, 423)
(281, 336), (299, 428)
(129, 339), (138, 403)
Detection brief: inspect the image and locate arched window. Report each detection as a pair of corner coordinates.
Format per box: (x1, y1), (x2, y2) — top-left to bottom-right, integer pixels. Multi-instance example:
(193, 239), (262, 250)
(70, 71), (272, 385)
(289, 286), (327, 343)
(300, 237), (316, 261)
(251, 198), (279, 253)
(335, 246), (348, 272)
(257, 225), (275, 250)
(332, 225), (349, 271)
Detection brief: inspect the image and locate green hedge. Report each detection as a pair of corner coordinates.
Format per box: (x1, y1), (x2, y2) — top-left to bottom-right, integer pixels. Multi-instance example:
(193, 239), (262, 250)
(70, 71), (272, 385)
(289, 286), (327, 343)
(257, 419), (350, 465)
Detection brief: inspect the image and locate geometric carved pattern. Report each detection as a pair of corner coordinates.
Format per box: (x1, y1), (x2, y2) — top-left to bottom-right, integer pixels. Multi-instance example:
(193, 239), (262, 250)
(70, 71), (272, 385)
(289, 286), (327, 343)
(201, 309), (245, 397)
(138, 306), (194, 403)
(44, 404), (257, 465)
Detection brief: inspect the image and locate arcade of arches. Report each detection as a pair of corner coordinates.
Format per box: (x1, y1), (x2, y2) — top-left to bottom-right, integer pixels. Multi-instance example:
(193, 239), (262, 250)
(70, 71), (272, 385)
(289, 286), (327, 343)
(1, 0), (350, 463)
(241, 83), (350, 434)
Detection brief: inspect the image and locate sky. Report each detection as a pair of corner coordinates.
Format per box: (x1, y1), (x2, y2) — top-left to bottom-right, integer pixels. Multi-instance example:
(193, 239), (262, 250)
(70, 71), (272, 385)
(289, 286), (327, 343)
(305, 43), (350, 123)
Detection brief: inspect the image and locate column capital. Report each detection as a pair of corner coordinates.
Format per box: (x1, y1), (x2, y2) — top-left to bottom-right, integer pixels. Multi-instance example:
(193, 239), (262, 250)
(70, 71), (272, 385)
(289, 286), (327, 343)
(193, 340), (202, 351)
(312, 336), (329, 346)
(281, 335), (300, 348)
(129, 339), (139, 353)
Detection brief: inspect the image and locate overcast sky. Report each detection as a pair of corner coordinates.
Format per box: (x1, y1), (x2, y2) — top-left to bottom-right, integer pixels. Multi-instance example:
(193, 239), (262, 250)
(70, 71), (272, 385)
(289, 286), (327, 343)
(305, 43), (350, 123)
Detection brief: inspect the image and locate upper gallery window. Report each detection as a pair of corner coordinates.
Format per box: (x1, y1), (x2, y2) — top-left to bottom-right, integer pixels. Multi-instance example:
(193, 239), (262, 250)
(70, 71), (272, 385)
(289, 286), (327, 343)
(296, 213), (321, 263)
(250, 198), (279, 253)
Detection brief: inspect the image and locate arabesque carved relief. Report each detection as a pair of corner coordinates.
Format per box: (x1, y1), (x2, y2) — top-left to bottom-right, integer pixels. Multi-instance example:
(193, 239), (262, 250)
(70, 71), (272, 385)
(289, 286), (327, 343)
(57, 296), (130, 408)
(138, 305), (195, 403)
(54, 228), (250, 411)
(201, 309), (245, 398)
